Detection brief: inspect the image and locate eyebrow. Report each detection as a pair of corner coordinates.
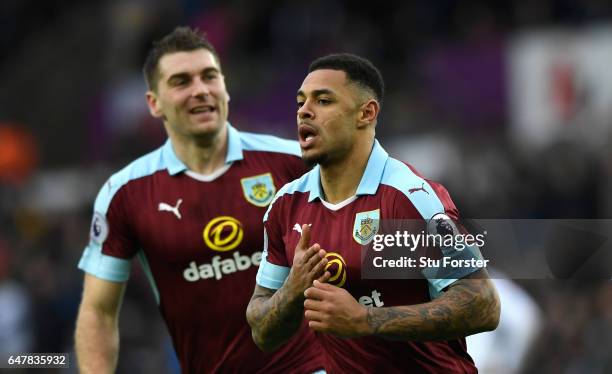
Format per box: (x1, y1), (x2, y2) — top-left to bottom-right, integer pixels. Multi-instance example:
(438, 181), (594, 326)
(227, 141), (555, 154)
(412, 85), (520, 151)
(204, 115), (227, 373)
(296, 88), (334, 98)
(167, 67), (220, 83)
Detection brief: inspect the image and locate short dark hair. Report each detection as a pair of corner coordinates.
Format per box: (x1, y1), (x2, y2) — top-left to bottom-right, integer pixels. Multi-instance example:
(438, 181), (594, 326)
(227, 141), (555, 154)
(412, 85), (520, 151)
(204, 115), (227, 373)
(143, 26), (220, 91)
(308, 53), (384, 105)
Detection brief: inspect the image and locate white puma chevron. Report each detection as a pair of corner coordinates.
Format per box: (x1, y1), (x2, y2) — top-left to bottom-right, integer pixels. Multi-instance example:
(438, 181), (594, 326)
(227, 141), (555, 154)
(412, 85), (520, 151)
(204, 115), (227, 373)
(158, 199), (183, 219)
(293, 223), (311, 234)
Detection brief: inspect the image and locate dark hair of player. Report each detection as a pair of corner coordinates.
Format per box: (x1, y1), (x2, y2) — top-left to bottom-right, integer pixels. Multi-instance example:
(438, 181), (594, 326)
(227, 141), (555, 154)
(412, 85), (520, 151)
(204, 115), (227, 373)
(143, 26), (220, 91)
(308, 53), (385, 105)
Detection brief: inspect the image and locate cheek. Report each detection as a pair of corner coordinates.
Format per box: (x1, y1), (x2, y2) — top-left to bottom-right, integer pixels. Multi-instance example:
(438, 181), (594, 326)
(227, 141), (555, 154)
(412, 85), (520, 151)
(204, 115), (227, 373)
(221, 94), (230, 108)
(326, 118), (355, 150)
(159, 93), (179, 107)
(219, 89), (230, 106)
(210, 82), (228, 97)
(324, 114), (349, 137)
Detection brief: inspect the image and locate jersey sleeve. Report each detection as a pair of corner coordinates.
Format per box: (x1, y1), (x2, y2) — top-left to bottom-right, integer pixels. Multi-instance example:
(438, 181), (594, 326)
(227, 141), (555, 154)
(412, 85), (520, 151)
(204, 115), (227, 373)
(256, 195), (291, 290)
(77, 180), (138, 282)
(425, 181), (483, 295)
(393, 177), (483, 298)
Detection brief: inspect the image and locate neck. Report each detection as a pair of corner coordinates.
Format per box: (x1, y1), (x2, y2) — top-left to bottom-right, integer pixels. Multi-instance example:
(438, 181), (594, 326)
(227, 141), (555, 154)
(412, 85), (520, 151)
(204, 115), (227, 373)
(320, 136), (374, 204)
(167, 124), (228, 175)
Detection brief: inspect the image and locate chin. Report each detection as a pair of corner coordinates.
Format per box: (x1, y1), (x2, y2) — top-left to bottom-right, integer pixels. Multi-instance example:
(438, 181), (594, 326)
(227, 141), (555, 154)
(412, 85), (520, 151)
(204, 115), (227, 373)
(302, 150), (328, 167)
(194, 120), (224, 133)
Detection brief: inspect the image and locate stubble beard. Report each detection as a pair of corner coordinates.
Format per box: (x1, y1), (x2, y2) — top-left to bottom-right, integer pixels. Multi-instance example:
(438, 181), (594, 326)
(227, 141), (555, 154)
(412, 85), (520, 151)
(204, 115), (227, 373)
(302, 139), (354, 168)
(302, 144), (332, 168)
(303, 153), (328, 168)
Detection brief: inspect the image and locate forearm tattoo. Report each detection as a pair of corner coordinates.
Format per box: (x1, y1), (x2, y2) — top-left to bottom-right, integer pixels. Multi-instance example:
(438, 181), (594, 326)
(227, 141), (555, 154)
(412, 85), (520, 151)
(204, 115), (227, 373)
(247, 286), (305, 350)
(366, 277), (500, 341)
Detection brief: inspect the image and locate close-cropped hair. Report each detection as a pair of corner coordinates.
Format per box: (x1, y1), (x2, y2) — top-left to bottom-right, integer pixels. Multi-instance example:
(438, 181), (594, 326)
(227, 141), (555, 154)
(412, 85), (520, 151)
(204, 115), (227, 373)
(143, 26), (220, 91)
(308, 53), (385, 105)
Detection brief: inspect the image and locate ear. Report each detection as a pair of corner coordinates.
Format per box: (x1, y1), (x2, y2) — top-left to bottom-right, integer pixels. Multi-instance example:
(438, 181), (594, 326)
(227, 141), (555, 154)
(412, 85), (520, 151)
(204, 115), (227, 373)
(221, 74), (230, 102)
(357, 99), (379, 129)
(146, 91), (164, 118)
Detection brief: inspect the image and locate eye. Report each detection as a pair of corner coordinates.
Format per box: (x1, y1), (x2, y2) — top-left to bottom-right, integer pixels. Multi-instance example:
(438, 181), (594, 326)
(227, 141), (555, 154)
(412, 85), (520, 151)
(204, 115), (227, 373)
(204, 71), (219, 81)
(296, 101), (304, 108)
(317, 98), (332, 105)
(169, 78), (188, 87)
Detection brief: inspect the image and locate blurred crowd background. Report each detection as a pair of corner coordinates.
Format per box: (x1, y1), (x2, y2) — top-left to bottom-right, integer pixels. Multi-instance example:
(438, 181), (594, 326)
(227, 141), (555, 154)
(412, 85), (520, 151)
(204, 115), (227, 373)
(1, 0), (611, 373)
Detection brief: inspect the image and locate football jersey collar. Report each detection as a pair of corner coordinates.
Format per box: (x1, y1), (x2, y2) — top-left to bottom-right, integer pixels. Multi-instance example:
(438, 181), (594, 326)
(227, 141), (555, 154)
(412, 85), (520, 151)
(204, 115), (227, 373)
(162, 140), (187, 175)
(163, 122), (244, 175)
(225, 122), (244, 163)
(307, 140), (389, 202)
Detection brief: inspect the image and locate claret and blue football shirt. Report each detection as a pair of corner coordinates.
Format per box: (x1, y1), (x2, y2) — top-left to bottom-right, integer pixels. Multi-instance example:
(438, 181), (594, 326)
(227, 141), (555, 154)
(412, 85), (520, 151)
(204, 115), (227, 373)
(78, 123), (322, 373)
(258, 140), (480, 373)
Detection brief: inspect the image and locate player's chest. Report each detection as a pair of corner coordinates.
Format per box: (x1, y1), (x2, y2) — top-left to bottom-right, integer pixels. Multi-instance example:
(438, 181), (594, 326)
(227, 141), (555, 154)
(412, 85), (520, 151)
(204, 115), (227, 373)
(283, 199), (385, 276)
(129, 172), (277, 261)
(283, 200), (430, 306)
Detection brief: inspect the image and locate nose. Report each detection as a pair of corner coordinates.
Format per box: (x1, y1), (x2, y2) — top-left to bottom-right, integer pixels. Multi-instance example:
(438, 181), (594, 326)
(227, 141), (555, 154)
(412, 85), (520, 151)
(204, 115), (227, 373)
(297, 100), (314, 120)
(192, 76), (210, 98)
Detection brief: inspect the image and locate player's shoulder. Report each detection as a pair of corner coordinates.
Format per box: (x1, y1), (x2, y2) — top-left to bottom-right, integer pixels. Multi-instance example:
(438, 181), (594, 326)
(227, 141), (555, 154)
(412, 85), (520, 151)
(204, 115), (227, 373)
(263, 168), (314, 221)
(275, 168), (313, 198)
(238, 130), (301, 157)
(381, 157), (429, 195)
(93, 145), (166, 212)
(108, 145), (166, 189)
(381, 156), (457, 218)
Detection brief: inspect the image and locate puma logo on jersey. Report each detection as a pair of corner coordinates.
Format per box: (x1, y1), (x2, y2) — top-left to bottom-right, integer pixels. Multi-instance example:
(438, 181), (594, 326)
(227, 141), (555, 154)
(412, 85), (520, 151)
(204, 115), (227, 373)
(158, 199), (183, 219)
(408, 182), (429, 195)
(293, 223), (311, 234)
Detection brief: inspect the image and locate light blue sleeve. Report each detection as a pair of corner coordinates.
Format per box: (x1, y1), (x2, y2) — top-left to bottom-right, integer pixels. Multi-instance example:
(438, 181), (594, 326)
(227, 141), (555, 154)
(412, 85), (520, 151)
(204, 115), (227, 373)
(425, 243), (483, 298)
(78, 246), (131, 282)
(77, 179), (131, 282)
(256, 228), (290, 289)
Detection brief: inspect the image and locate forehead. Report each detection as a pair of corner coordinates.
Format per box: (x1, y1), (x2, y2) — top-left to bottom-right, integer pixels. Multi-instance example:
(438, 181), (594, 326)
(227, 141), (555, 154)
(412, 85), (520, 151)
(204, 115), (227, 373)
(158, 49), (220, 78)
(298, 69), (352, 96)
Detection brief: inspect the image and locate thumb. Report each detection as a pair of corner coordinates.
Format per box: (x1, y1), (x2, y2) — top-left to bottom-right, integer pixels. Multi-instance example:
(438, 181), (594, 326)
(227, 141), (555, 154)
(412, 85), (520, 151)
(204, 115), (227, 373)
(297, 224), (311, 250)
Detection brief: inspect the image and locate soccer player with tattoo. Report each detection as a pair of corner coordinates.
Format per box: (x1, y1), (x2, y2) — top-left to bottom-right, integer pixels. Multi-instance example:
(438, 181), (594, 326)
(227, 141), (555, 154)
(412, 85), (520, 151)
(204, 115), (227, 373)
(246, 53), (500, 373)
(74, 27), (322, 373)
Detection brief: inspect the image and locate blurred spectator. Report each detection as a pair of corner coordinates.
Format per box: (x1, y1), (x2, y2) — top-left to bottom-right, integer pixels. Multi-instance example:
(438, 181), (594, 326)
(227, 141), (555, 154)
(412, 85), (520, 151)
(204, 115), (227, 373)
(0, 124), (38, 186)
(0, 240), (33, 353)
(467, 274), (542, 373)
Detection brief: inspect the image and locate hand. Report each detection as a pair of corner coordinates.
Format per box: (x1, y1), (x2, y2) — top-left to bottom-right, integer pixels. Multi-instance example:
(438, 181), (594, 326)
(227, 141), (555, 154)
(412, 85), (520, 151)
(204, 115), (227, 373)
(304, 280), (373, 338)
(284, 225), (331, 299)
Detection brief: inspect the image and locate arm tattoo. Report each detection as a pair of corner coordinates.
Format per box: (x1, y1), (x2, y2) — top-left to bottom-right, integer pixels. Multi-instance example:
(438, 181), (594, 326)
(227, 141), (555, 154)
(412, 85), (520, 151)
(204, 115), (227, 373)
(246, 285), (305, 352)
(366, 274), (500, 341)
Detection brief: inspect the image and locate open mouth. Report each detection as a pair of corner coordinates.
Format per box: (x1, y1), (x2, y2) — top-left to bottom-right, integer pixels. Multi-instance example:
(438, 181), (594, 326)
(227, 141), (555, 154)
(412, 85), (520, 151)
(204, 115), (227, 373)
(189, 105), (216, 115)
(298, 123), (318, 148)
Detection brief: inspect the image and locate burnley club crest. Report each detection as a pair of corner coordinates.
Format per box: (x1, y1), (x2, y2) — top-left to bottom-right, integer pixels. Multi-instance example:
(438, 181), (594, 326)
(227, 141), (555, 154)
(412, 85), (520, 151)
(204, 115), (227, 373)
(240, 173), (276, 207)
(353, 209), (380, 245)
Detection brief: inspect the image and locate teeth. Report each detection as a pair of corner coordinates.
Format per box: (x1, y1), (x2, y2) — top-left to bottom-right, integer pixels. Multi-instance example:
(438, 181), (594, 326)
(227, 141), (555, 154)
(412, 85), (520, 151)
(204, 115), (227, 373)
(305, 135), (314, 141)
(191, 106), (213, 113)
